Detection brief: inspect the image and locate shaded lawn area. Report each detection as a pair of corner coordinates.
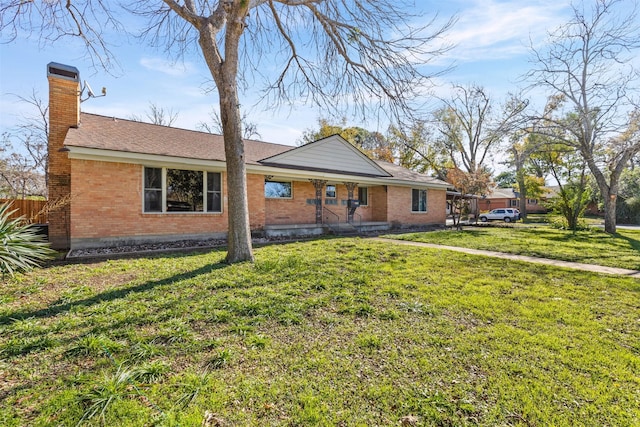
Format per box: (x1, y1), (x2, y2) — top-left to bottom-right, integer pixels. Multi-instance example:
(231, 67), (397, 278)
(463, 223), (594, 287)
(388, 226), (640, 270)
(1, 239), (639, 426)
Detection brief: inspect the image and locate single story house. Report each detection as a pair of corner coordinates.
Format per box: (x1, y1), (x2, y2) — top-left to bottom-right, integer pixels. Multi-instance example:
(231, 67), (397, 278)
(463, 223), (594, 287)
(478, 187), (549, 214)
(47, 62), (449, 250)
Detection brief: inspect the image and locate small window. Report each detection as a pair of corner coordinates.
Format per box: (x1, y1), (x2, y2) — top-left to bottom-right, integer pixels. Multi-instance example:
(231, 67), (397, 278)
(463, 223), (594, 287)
(207, 172), (222, 212)
(510, 199), (518, 207)
(325, 185), (336, 198)
(527, 198), (538, 204)
(411, 189), (427, 212)
(265, 180), (292, 198)
(144, 167), (162, 212)
(358, 187), (368, 206)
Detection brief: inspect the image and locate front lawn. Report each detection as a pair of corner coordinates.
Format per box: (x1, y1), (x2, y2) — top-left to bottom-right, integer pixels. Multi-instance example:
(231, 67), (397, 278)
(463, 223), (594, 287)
(1, 239), (638, 426)
(388, 226), (640, 270)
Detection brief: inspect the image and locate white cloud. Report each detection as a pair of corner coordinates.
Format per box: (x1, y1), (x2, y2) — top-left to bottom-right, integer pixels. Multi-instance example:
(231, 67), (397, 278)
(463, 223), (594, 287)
(442, 0), (571, 63)
(139, 57), (197, 77)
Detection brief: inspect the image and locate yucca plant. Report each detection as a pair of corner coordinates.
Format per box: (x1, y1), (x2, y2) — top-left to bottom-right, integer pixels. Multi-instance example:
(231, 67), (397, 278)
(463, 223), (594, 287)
(0, 201), (55, 277)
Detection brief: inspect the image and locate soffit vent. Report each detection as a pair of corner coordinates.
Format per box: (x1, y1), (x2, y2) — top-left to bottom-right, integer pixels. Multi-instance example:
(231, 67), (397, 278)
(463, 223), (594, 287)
(47, 62), (80, 82)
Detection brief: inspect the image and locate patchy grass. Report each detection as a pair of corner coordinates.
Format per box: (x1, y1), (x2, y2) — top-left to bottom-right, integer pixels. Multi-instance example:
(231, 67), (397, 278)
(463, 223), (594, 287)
(389, 226), (640, 270)
(0, 239), (639, 426)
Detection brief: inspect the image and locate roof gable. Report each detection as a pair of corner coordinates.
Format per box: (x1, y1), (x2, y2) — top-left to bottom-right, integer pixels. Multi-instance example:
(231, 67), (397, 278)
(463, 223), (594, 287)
(259, 135), (391, 177)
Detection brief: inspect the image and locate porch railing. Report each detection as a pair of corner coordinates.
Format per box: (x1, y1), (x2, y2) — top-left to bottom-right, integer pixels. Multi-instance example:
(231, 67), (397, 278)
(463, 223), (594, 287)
(323, 206), (340, 234)
(349, 211), (362, 226)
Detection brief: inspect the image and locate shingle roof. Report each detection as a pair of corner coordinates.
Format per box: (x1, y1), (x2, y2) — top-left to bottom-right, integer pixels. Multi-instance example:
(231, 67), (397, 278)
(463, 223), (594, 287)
(64, 113), (292, 165)
(373, 160), (449, 186)
(64, 112), (449, 187)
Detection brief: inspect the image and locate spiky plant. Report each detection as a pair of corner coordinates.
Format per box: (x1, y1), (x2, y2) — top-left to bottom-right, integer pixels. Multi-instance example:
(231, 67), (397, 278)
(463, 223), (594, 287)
(0, 202), (54, 277)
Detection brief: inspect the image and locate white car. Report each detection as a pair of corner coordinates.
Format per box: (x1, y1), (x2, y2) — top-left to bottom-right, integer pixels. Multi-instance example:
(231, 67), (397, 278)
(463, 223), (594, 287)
(479, 208), (520, 223)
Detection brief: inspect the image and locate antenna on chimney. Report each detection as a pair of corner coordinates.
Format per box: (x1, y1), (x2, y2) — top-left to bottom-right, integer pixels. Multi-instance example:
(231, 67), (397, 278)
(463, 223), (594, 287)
(80, 80), (107, 103)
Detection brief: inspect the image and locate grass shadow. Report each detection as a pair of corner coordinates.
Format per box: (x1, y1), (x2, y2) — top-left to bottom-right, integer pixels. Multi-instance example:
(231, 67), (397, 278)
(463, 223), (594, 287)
(0, 261), (228, 326)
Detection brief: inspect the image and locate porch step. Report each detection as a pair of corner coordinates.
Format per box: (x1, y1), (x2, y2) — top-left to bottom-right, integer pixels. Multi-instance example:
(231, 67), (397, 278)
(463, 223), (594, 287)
(327, 222), (359, 236)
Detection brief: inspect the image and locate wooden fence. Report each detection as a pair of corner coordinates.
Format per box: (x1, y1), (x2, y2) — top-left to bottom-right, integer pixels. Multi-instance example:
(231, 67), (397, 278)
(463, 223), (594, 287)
(0, 199), (48, 224)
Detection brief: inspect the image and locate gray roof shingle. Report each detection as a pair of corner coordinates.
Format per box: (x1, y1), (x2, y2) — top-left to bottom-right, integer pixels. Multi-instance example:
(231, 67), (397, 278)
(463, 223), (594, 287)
(65, 113), (449, 187)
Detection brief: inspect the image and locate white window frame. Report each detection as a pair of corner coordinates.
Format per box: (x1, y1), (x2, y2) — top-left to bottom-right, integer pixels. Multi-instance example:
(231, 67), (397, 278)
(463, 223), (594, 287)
(325, 184), (337, 199)
(411, 188), (428, 212)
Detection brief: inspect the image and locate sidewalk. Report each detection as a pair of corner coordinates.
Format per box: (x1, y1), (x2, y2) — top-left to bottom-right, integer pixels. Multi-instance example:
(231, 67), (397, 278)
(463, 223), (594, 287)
(374, 238), (640, 279)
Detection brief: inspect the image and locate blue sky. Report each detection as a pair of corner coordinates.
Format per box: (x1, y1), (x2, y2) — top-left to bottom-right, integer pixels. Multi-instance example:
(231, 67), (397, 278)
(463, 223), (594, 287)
(0, 0), (575, 156)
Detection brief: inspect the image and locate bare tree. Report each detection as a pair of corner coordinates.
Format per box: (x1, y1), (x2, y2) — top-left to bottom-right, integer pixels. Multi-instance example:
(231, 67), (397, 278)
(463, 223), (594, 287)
(1, 0), (454, 262)
(386, 121), (450, 180)
(0, 91), (49, 198)
(526, 0), (640, 234)
(197, 108), (261, 140)
(12, 91), (49, 186)
(130, 102), (179, 126)
(0, 133), (46, 198)
(432, 85), (528, 175)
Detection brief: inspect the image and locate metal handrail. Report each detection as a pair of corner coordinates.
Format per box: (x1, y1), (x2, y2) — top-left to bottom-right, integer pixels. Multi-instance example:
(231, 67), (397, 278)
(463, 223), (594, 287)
(323, 206), (339, 226)
(349, 211), (362, 226)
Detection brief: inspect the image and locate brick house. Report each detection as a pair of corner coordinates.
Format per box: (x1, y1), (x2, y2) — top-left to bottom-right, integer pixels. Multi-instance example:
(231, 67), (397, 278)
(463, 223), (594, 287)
(477, 187), (549, 213)
(47, 62), (450, 250)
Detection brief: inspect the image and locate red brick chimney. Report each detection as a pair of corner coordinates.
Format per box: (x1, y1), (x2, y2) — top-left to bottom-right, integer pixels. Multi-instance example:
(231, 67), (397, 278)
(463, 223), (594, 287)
(47, 62), (80, 250)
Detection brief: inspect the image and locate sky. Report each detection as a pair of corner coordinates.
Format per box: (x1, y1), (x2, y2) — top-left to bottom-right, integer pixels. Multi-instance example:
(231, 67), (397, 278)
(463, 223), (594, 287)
(0, 0), (578, 163)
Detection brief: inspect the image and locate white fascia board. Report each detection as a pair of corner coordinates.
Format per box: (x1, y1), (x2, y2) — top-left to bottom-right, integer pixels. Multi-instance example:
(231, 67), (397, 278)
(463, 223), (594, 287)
(66, 146), (227, 170)
(247, 164), (450, 190)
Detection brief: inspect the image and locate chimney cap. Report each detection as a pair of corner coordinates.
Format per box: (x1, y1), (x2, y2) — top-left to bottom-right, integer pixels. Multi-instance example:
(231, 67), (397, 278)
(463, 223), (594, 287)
(47, 62), (80, 82)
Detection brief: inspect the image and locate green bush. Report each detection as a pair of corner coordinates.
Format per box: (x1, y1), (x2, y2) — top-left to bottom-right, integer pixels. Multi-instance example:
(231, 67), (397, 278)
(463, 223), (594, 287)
(0, 201), (54, 277)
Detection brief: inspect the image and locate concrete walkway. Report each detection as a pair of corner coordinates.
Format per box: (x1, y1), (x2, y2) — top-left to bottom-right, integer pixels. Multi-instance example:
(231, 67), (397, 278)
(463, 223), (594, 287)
(374, 238), (640, 279)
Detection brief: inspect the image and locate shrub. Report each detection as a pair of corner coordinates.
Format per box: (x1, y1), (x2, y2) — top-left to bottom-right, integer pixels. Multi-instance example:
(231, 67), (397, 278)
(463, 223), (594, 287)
(0, 202), (54, 277)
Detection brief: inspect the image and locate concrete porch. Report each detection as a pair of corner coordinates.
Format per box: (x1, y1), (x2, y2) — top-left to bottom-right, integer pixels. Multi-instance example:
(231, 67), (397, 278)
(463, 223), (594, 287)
(263, 221), (392, 238)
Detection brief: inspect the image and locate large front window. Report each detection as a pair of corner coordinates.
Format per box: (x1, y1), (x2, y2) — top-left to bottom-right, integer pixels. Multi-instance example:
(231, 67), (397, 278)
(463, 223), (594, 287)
(265, 180), (292, 198)
(412, 189), (427, 212)
(143, 167), (222, 213)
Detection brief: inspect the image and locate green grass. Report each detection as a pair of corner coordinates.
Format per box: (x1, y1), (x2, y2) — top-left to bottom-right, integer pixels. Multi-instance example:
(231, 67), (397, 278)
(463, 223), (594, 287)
(1, 239), (639, 426)
(388, 226), (640, 270)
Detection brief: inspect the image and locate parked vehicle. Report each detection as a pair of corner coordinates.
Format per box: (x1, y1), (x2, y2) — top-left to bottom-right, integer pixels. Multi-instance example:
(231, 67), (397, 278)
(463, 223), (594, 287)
(479, 208), (520, 223)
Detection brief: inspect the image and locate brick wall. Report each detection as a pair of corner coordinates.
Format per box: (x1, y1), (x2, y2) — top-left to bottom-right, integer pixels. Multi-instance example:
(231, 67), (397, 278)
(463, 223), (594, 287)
(48, 72), (80, 249)
(67, 158), (446, 247)
(369, 185), (388, 221)
(247, 173), (266, 230)
(386, 186), (446, 226)
(265, 180), (317, 224)
(70, 160), (230, 246)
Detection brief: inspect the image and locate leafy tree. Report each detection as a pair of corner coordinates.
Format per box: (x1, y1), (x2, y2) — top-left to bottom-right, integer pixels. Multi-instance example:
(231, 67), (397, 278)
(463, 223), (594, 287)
(540, 142), (591, 231)
(1, 0), (454, 262)
(299, 119), (394, 162)
(505, 132), (545, 219)
(494, 171), (516, 188)
(446, 167), (491, 230)
(386, 121), (450, 180)
(526, 0), (640, 234)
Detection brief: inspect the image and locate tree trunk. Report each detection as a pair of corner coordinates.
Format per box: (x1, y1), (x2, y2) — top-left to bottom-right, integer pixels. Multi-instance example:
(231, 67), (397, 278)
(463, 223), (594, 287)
(583, 153), (618, 235)
(220, 86), (254, 263)
(196, 3), (254, 263)
(603, 193), (617, 234)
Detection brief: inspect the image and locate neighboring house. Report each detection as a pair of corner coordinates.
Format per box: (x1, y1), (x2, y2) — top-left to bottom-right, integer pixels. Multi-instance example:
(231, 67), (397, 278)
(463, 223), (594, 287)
(47, 62), (449, 250)
(478, 187), (549, 214)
